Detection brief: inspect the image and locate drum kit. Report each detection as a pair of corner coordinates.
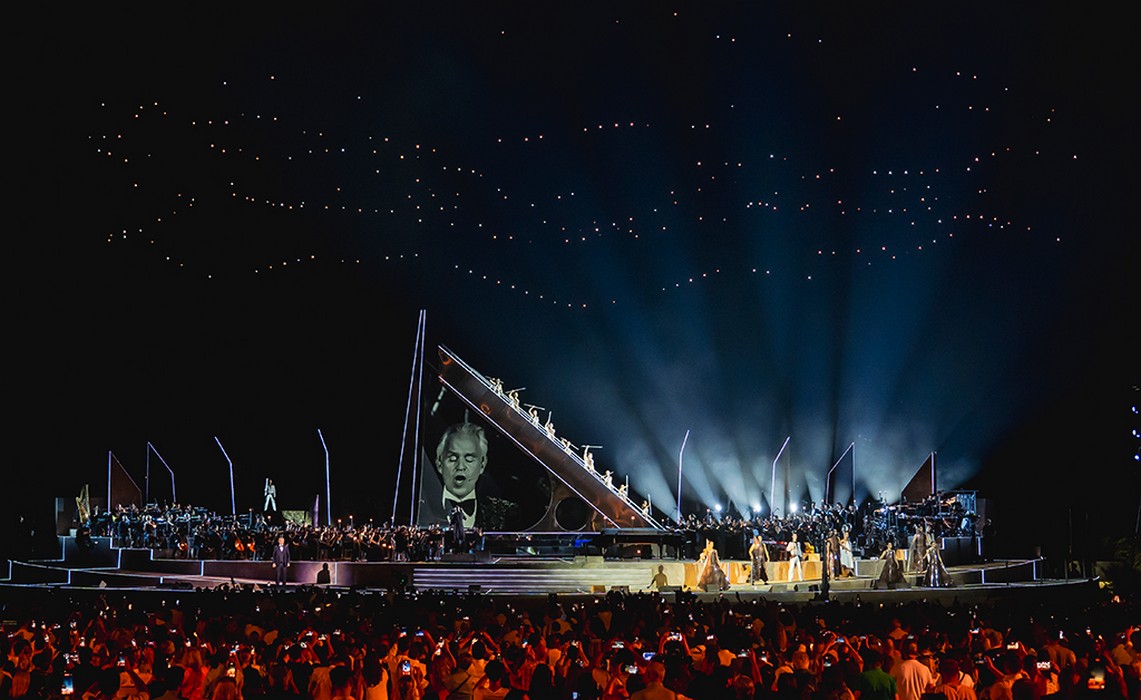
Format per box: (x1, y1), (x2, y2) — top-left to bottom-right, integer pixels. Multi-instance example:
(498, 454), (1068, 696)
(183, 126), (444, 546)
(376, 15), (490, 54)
(862, 490), (979, 551)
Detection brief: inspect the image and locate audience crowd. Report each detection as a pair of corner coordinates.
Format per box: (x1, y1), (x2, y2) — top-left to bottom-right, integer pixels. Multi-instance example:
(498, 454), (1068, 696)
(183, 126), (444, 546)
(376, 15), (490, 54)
(1, 582), (1136, 700)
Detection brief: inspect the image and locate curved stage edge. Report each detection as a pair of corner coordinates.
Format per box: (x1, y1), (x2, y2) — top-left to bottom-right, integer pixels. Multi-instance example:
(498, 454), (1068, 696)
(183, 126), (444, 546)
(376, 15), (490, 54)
(0, 536), (1098, 607)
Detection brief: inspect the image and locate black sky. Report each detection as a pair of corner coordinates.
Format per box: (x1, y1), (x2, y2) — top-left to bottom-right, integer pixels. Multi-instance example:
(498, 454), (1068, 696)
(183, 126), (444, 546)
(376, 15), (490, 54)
(11, 4), (1138, 553)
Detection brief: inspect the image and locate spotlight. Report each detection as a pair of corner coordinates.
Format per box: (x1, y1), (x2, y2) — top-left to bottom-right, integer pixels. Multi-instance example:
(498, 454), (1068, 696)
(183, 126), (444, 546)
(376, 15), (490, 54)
(790, 503), (799, 513)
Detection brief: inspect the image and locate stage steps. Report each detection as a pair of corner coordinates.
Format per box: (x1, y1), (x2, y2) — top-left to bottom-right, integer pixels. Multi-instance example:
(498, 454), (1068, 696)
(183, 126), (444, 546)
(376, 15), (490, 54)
(411, 560), (674, 594)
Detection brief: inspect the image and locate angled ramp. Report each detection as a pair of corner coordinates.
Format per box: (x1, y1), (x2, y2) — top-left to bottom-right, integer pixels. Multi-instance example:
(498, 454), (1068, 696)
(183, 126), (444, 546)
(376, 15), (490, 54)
(438, 345), (662, 532)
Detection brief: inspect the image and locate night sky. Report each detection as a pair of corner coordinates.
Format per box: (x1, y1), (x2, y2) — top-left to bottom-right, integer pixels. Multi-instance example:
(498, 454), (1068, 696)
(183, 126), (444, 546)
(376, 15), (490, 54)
(11, 4), (1137, 553)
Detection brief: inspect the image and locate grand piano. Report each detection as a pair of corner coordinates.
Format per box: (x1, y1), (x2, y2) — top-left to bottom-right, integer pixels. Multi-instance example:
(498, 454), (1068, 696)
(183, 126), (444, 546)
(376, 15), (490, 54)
(437, 345), (666, 534)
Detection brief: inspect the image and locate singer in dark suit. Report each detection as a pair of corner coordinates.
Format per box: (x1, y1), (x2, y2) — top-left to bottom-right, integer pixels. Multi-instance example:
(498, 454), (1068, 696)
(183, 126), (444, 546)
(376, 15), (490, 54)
(434, 422), (521, 531)
(271, 535), (290, 585)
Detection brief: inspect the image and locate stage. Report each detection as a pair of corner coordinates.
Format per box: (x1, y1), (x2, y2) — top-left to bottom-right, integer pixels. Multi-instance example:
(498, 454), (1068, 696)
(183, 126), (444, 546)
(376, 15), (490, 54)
(1, 535), (1090, 607)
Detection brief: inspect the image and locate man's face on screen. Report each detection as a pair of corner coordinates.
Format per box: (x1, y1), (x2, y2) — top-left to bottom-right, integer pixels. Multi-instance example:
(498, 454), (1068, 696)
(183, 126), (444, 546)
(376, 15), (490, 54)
(439, 432), (486, 499)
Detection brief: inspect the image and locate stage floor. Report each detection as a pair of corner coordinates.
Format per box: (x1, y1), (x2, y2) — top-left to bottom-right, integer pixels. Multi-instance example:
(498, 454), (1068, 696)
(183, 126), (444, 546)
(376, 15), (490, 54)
(3, 540), (1091, 607)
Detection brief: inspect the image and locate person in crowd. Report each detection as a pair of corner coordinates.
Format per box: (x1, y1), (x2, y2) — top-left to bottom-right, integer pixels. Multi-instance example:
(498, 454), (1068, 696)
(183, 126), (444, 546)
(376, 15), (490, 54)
(528, 662), (558, 700)
(472, 660), (511, 700)
(630, 658), (692, 700)
(935, 657), (977, 700)
(362, 652), (389, 700)
(204, 647), (244, 700)
(148, 666), (186, 700)
(891, 641), (935, 700)
(266, 662), (303, 700)
(2, 557), (1138, 700)
(1108, 627), (1139, 689)
(1042, 632), (1076, 673)
(179, 647), (208, 700)
(981, 651), (1026, 700)
(329, 665), (356, 700)
(212, 677), (243, 700)
(442, 651), (478, 700)
(856, 649), (897, 700)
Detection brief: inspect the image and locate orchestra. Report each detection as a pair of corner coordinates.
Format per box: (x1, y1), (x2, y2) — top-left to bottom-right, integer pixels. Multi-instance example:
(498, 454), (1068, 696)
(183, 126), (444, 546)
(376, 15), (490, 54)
(81, 502), (451, 563)
(81, 464), (979, 580)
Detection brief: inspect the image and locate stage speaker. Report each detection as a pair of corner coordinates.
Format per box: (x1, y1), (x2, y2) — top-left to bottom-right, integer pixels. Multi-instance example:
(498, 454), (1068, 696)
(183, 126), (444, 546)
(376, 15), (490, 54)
(591, 585), (607, 594)
(674, 590), (695, 604)
(660, 585), (682, 593)
(467, 585), (481, 593)
(55, 497), (73, 536)
(158, 581), (193, 590)
(610, 585), (629, 593)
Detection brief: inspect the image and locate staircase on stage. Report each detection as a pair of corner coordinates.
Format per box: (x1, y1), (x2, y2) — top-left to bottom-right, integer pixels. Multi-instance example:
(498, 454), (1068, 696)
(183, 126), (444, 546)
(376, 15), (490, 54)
(436, 345), (663, 532)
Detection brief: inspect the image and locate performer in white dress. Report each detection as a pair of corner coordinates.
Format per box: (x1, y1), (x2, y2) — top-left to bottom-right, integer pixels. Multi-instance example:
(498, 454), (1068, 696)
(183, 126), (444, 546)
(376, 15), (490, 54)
(786, 533), (804, 582)
(839, 528), (855, 576)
